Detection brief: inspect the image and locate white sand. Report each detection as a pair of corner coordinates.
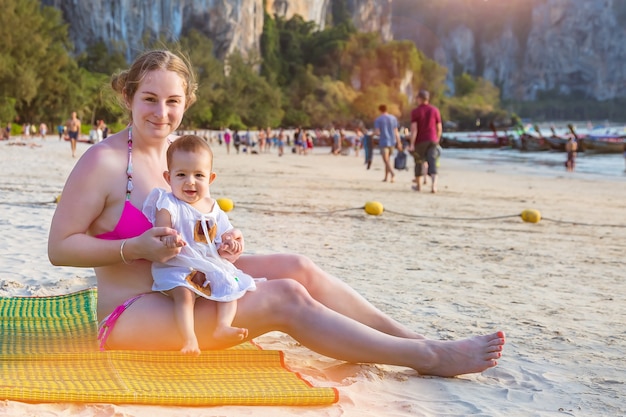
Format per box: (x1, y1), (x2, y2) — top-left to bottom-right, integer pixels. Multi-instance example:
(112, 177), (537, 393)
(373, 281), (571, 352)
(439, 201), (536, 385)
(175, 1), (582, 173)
(0, 136), (624, 416)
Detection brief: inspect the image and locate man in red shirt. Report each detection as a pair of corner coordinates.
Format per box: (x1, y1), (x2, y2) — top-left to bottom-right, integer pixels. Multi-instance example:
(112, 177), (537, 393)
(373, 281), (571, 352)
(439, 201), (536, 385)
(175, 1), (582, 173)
(408, 90), (442, 193)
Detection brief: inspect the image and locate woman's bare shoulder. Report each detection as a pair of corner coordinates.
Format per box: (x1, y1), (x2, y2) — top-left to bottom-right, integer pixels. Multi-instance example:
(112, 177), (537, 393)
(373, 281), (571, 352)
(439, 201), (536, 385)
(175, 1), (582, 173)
(76, 133), (127, 170)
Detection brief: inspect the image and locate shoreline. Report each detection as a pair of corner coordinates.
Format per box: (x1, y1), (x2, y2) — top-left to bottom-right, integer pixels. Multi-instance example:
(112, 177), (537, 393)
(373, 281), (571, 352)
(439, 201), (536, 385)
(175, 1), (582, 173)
(1, 136), (624, 416)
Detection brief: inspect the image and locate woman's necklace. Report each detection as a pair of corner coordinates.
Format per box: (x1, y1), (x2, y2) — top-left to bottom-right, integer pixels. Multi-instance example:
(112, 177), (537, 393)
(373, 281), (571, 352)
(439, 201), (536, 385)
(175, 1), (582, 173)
(126, 127), (134, 199)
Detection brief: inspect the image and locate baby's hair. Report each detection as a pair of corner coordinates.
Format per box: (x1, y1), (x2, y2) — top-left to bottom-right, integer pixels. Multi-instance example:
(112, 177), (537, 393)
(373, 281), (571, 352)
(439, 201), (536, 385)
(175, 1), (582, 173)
(166, 135), (213, 169)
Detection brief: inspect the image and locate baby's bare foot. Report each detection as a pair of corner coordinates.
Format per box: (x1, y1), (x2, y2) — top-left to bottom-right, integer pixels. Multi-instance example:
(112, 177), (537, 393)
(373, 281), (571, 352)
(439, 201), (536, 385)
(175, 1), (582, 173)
(416, 331), (506, 377)
(214, 326), (249, 343)
(181, 339), (201, 356)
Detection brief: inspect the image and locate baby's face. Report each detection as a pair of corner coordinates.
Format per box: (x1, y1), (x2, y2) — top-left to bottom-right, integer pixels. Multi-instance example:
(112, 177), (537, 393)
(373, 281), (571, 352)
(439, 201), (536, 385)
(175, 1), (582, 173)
(167, 149), (215, 206)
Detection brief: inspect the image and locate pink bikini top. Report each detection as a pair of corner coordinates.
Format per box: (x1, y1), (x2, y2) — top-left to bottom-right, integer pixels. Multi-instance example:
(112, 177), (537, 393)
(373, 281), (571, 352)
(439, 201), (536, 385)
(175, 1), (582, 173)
(95, 128), (153, 240)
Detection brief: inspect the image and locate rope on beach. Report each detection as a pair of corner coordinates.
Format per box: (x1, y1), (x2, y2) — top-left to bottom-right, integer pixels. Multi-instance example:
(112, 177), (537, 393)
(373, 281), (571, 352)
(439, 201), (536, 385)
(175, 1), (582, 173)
(540, 217), (626, 228)
(233, 205), (362, 216)
(233, 202), (626, 228)
(385, 210), (626, 227)
(11, 196), (625, 229)
(0, 200), (57, 207)
(383, 210), (521, 222)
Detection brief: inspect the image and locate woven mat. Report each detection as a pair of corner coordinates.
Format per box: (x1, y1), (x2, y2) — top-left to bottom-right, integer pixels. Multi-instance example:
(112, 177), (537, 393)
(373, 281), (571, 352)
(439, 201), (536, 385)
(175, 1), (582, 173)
(0, 289), (338, 406)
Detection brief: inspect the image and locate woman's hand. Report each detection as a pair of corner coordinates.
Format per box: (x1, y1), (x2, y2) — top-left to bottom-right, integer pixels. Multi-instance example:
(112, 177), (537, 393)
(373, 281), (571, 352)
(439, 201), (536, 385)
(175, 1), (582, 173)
(129, 227), (185, 264)
(218, 229), (244, 263)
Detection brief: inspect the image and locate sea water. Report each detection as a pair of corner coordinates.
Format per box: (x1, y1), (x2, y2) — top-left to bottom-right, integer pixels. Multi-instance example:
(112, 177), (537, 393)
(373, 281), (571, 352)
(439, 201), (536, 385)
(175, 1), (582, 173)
(441, 148), (625, 180)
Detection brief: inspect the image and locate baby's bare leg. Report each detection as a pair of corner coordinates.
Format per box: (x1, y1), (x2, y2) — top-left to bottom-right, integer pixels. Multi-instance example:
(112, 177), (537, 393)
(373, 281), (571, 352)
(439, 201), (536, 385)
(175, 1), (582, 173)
(169, 287), (200, 355)
(214, 300), (248, 342)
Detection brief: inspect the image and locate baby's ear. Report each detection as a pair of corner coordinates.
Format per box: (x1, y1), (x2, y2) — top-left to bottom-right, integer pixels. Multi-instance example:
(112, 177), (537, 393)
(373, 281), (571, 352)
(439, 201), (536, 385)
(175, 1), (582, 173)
(163, 171), (171, 183)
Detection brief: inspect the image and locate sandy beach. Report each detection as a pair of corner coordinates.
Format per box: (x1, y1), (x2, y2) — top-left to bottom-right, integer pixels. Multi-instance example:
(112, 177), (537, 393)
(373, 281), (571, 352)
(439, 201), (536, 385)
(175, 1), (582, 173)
(0, 136), (624, 416)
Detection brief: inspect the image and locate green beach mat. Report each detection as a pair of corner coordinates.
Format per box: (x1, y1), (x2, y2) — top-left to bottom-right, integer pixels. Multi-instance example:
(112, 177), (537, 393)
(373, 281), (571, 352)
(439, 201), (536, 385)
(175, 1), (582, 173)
(0, 289), (338, 406)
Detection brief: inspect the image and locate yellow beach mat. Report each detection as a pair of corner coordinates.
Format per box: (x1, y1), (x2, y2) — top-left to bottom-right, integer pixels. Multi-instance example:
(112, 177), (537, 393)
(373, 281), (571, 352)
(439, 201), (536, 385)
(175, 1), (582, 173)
(0, 289), (338, 406)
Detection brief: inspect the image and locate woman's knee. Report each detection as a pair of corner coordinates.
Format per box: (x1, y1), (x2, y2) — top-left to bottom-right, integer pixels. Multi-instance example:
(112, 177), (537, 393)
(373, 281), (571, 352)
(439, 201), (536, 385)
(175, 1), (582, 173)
(283, 253), (324, 288)
(259, 279), (317, 324)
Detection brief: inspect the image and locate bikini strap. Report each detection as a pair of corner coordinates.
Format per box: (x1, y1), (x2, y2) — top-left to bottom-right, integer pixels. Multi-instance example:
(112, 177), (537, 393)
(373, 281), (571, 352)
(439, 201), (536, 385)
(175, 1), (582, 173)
(126, 127), (133, 200)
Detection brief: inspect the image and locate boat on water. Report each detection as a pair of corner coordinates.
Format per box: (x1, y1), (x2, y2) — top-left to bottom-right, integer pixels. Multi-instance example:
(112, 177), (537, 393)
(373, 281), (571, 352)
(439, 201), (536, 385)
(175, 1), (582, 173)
(517, 133), (552, 152)
(581, 135), (625, 154)
(543, 126), (580, 152)
(440, 133), (503, 149)
(440, 122), (513, 149)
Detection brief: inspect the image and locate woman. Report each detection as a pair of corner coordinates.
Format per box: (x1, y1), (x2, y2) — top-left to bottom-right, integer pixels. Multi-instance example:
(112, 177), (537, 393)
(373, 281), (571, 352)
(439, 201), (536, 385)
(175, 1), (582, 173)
(48, 50), (504, 377)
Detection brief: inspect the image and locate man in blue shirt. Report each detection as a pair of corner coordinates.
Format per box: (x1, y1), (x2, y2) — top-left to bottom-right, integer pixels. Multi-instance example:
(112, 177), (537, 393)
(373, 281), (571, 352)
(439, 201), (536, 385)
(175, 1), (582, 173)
(374, 104), (402, 182)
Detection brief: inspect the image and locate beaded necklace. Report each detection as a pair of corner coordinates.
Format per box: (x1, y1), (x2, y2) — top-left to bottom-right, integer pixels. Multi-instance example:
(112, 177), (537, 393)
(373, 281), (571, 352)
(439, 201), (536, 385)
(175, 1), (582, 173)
(126, 127), (134, 200)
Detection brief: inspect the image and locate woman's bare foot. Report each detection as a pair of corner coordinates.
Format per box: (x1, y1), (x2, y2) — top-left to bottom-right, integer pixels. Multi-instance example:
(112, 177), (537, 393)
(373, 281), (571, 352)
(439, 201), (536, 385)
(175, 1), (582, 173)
(214, 325), (249, 343)
(415, 331), (505, 377)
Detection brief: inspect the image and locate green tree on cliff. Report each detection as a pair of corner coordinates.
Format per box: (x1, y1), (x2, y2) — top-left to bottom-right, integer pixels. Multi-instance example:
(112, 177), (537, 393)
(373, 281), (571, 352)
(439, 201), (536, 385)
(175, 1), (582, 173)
(260, 2), (281, 86)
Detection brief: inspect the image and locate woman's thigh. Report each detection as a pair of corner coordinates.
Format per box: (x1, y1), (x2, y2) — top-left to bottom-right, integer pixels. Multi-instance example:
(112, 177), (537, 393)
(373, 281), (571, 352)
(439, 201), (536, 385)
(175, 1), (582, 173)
(105, 280), (302, 351)
(105, 292), (218, 350)
(235, 253), (308, 281)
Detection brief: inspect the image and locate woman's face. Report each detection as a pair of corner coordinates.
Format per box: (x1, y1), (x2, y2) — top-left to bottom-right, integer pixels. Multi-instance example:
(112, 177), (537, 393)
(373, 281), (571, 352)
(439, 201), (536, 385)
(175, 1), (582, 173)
(130, 69), (187, 139)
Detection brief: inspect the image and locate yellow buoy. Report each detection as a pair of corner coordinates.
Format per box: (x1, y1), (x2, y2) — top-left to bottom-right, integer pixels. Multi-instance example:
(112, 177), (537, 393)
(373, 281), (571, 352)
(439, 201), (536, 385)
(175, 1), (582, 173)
(55, 194), (61, 204)
(521, 209), (541, 223)
(217, 198), (234, 212)
(364, 201), (384, 216)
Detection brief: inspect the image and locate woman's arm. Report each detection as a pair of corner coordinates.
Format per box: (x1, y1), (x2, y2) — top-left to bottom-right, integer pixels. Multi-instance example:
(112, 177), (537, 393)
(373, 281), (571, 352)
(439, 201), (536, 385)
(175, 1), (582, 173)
(48, 143), (180, 267)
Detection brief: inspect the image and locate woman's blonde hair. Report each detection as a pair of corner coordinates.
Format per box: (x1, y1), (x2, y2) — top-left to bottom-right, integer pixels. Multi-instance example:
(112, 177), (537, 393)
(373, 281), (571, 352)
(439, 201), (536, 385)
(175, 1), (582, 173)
(111, 50), (198, 116)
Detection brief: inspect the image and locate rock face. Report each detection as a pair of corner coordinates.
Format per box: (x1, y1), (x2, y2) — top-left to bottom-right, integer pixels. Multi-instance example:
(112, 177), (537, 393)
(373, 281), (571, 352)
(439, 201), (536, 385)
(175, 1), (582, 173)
(392, 0), (626, 100)
(41, 0), (625, 101)
(41, 0), (392, 61)
(267, 0), (392, 40)
(42, 0), (265, 60)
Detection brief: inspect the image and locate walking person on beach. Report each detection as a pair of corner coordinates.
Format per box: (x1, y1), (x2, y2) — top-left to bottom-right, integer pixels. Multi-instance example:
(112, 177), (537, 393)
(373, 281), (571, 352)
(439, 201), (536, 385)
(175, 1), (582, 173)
(233, 130), (241, 154)
(277, 128), (285, 156)
(48, 49), (505, 378)
(565, 137), (578, 172)
(223, 128), (232, 154)
(409, 90), (442, 193)
(374, 104), (402, 182)
(65, 111), (81, 157)
(22, 123), (31, 140)
(57, 123), (65, 140)
(39, 122), (47, 139)
(353, 128), (363, 158)
(363, 129), (374, 169)
(142, 135), (259, 354)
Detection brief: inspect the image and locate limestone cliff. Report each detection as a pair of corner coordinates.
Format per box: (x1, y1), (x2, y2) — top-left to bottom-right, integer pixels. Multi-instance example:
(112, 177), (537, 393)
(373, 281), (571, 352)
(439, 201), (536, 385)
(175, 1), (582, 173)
(267, 0), (391, 40)
(392, 0), (626, 101)
(41, 0), (265, 60)
(41, 0), (626, 101)
(41, 0), (391, 61)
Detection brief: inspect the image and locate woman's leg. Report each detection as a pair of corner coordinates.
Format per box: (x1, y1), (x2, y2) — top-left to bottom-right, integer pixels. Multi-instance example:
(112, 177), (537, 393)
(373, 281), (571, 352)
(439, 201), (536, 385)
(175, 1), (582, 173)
(230, 279), (505, 377)
(236, 253), (423, 339)
(104, 282), (504, 376)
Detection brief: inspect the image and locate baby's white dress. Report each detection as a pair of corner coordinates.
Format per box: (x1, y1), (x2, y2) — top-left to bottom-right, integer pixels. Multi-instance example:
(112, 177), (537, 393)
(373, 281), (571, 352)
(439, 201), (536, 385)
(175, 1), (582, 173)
(143, 188), (258, 302)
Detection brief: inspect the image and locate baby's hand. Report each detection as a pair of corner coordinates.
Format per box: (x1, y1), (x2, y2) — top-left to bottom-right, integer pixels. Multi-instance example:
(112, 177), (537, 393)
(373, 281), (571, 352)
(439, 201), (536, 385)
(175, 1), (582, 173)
(218, 229), (244, 262)
(161, 234), (184, 249)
